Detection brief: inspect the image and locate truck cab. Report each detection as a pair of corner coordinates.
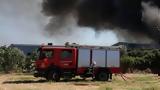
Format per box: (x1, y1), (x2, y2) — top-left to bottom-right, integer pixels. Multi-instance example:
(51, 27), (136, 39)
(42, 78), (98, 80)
(34, 46), (77, 81)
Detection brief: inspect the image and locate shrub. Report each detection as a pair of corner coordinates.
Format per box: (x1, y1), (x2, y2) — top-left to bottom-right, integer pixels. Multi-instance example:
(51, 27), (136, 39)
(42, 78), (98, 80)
(23, 50), (39, 73)
(121, 55), (135, 73)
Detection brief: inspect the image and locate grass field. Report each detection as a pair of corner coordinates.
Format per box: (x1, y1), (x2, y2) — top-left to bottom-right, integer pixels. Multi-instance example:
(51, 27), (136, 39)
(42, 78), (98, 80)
(0, 73), (160, 90)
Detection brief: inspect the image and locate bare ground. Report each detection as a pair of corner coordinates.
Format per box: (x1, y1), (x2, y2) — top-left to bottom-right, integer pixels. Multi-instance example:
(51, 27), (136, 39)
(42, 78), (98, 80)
(0, 73), (160, 90)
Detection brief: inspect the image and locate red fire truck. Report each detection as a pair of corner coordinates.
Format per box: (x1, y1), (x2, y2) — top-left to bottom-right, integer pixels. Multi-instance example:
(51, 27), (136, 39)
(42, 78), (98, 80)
(34, 43), (121, 81)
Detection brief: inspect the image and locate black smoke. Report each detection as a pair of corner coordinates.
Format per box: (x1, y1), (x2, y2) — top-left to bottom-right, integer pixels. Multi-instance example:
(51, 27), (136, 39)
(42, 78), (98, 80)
(42, 0), (78, 15)
(42, 0), (160, 43)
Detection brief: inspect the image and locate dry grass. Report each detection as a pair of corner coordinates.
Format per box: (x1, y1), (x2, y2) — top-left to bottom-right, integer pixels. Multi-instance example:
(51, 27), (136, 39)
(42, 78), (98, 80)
(0, 73), (159, 90)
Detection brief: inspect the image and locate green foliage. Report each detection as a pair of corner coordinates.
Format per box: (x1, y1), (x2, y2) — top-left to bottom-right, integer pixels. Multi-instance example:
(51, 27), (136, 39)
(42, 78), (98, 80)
(121, 55), (136, 73)
(24, 50), (39, 73)
(0, 46), (39, 73)
(0, 46), (25, 73)
(121, 48), (160, 74)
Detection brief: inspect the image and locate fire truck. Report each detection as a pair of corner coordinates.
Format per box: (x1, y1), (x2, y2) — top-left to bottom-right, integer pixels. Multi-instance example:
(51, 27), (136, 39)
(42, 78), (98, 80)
(34, 43), (121, 81)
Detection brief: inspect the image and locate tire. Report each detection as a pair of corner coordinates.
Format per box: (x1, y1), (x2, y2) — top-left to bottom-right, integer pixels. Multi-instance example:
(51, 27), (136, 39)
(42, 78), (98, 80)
(47, 71), (60, 82)
(96, 71), (109, 81)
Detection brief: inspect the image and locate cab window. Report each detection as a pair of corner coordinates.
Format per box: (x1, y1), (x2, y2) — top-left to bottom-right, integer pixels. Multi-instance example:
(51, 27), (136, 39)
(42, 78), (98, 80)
(40, 50), (53, 59)
(61, 50), (72, 59)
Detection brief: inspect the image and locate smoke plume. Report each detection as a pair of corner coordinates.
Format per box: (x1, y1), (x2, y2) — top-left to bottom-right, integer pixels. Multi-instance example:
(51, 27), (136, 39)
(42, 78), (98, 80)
(42, 0), (160, 43)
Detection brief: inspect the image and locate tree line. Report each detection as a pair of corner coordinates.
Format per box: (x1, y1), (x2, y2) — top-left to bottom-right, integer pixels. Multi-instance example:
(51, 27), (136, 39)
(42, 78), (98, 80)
(0, 46), (159, 75)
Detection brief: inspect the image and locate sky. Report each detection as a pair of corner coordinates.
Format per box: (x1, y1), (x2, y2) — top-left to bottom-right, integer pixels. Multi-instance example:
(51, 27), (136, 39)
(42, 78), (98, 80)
(0, 0), (118, 46)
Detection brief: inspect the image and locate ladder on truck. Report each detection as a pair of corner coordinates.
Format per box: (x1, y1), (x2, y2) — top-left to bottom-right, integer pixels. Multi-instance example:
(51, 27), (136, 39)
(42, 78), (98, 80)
(65, 42), (122, 50)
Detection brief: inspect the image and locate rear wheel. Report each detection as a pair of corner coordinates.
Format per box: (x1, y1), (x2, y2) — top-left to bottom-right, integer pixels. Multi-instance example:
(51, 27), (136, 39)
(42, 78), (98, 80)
(96, 71), (109, 81)
(47, 71), (60, 82)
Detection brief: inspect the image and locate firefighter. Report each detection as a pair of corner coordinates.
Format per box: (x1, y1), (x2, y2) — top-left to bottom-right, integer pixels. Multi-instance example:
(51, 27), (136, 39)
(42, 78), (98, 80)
(90, 61), (96, 79)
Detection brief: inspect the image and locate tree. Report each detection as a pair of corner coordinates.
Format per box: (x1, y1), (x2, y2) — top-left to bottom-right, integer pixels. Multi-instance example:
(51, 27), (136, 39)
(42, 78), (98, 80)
(0, 46), (25, 73)
(121, 48), (160, 74)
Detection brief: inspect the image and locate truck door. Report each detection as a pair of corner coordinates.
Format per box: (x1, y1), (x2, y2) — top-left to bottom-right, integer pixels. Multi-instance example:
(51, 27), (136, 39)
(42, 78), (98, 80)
(78, 48), (90, 67)
(107, 50), (120, 68)
(92, 49), (106, 67)
(37, 49), (54, 69)
(59, 49), (75, 69)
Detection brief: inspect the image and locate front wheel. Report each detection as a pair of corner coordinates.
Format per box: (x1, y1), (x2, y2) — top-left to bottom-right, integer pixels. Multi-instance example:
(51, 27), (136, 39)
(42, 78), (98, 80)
(95, 71), (109, 81)
(47, 71), (60, 82)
